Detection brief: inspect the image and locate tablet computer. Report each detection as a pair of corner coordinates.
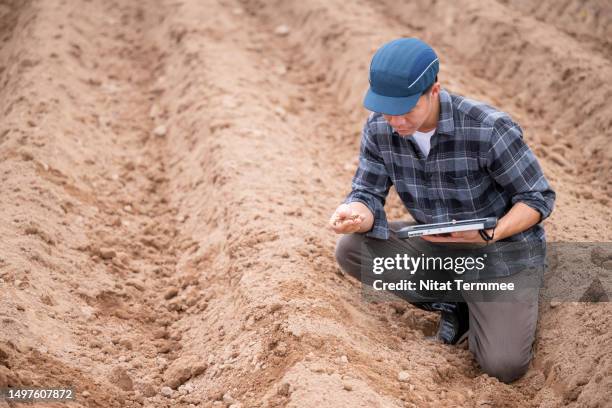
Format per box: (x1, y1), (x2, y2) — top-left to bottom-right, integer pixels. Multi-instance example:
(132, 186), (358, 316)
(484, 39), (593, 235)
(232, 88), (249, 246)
(394, 217), (497, 238)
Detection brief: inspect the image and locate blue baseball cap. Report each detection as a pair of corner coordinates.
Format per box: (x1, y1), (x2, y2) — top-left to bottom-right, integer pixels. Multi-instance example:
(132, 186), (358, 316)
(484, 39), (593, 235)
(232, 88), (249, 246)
(364, 38), (439, 115)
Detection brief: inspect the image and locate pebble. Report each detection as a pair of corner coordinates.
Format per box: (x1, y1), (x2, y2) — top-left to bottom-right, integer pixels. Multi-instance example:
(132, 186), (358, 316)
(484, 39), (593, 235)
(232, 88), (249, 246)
(274, 24), (290, 36)
(343, 381), (353, 391)
(160, 386), (173, 397)
(164, 288), (179, 300)
(98, 248), (116, 260)
(153, 125), (167, 137)
(82, 390), (90, 398)
(398, 371), (410, 382)
(549, 301), (562, 308)
(223, 392), (236, 404)
(339, 355), (348, 364)
(149, 104), (159, 118)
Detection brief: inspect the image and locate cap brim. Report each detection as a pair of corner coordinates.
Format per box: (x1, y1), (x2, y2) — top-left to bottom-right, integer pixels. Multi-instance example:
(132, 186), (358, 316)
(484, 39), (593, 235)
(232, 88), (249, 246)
(363, 88), (421, 115)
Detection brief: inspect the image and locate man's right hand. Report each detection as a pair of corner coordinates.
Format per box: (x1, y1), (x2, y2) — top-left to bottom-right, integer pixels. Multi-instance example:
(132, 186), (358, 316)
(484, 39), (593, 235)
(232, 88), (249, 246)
(329, 203), (373, 234)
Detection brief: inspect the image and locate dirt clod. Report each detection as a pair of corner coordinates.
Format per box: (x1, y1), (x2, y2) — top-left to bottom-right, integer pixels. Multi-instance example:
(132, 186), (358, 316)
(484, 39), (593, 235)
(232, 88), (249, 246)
(98, 248), (117, 260)
(164, 364), (192, 389)
(190, 362), (207, 376)
(109, 367), (133, 391)
(277, 382), (291, 396)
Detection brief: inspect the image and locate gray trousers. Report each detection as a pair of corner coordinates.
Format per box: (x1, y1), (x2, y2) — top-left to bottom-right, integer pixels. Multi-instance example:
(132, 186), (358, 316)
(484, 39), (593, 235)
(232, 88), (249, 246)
(335, 222), (539, 383)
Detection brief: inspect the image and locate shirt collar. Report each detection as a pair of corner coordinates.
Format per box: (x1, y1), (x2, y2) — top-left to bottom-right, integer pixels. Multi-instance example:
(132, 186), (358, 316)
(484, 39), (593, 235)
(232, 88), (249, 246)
(437, 89), (455, 136)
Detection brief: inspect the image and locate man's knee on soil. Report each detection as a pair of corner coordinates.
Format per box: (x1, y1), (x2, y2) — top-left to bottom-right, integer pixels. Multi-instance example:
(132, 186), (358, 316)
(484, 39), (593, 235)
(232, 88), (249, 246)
(477, 348), (531, 383)
(334, 233), (365, 280)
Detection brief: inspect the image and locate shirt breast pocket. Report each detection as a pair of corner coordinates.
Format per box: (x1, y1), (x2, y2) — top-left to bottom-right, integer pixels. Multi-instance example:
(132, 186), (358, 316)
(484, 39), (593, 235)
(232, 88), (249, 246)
(433, 172), (486, 214)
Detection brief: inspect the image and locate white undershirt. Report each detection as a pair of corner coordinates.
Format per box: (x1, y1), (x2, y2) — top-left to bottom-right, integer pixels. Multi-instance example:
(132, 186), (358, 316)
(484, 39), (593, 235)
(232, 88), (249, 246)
(412, 128), (436, 157)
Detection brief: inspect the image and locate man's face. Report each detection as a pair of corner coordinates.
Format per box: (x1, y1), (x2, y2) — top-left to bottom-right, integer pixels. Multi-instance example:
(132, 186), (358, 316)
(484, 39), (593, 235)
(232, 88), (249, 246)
(382, 89), (435, 136)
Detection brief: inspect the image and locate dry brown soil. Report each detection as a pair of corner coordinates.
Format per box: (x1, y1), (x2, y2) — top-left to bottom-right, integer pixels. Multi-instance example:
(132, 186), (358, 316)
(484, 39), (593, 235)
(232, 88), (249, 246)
(1, 0), (611, 407)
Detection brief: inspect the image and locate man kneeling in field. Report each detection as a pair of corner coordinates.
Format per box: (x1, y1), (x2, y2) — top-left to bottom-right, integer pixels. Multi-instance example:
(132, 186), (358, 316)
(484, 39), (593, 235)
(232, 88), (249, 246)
(330, 38), (555, 383)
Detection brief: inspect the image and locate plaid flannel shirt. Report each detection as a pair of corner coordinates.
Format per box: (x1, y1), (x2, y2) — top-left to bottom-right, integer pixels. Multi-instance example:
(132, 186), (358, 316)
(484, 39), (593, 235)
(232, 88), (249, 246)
(345, 89), (556, 242)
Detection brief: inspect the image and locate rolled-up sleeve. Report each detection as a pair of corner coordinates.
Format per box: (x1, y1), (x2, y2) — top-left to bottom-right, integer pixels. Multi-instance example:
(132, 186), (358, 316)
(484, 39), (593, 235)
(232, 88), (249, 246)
(486, 118), (556, 221)
(344, 118), (392, 239)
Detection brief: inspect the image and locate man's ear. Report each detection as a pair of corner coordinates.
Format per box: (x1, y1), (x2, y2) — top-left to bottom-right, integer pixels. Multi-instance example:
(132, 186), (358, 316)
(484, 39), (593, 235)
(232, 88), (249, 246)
(431, 81), (441, 97)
